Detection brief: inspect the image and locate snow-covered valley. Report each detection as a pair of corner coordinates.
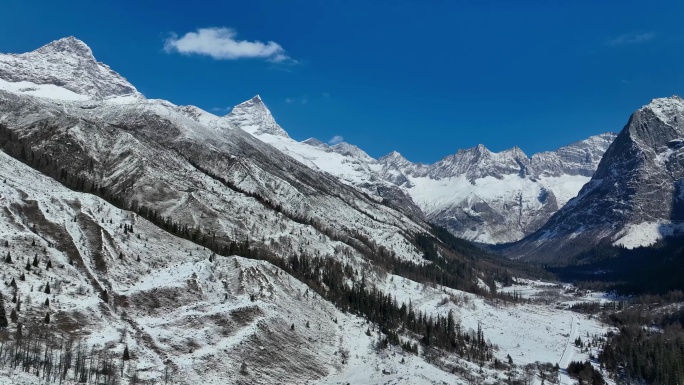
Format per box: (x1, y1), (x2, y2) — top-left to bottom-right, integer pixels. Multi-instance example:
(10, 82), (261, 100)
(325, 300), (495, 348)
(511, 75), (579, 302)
(1, 35), (680, 385)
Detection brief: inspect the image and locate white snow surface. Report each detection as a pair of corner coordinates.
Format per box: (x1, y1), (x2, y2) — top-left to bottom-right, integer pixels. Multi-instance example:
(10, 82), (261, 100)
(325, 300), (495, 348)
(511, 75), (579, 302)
(0, 37), (623, 384)
(613, 220), (684, 248)
(227, 101), (610, 244)
(0, 148), (615, 384)
(0, 36), (140, 100)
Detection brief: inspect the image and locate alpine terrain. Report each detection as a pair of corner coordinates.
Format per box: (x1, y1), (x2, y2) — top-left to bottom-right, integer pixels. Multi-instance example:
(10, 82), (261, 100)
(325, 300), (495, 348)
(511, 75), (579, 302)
(505, 96), (684, 261)
(0, 36), (670, 385)
(230, 99), (616, 244)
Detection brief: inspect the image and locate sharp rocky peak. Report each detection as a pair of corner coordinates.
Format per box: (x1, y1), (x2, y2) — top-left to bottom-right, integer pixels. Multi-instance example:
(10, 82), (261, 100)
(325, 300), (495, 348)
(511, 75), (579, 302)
(329, 142), (373, 161)
(641, 95), (684, 128)
(34, 36), (94, 60)
(0, 36), (139, 99)
(302, 138), (328, 148)
(379, 151), (408, 163)
(225, 95), (290, 138)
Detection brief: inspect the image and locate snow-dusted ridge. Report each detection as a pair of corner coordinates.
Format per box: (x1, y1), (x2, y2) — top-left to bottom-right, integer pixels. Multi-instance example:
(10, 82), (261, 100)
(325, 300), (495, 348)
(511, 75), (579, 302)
(506, 95), (684, 260)
(0, 36), (619, 245)
(227, 92), (616, 243)
(0, 36), (140, 100)
(0, 36), (624, 384)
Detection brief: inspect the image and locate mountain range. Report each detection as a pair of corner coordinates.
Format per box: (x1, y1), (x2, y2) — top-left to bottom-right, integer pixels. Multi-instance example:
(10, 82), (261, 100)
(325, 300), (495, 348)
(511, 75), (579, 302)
(0, 36), (683, 384)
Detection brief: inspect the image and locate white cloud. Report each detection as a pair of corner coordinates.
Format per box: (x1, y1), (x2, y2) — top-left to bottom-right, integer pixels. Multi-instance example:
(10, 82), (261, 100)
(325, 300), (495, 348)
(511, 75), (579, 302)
(327, 135), (344, 145)
(164, 27), (293, 62)
(606, 32), (655, 46)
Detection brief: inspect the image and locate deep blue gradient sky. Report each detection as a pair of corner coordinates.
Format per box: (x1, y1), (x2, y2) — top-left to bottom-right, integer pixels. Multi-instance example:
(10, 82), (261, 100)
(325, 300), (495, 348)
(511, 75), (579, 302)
(1, 0), (683, 163)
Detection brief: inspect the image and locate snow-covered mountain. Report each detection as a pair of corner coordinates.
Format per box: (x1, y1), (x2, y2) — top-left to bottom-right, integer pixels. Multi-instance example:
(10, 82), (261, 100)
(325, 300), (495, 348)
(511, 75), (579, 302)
(0, 36), (140, 100)
(225, 94), (616, 243)
(505, 96), (684, 261)
(0, 36), (617, 385)
(377, 134), (616, 243)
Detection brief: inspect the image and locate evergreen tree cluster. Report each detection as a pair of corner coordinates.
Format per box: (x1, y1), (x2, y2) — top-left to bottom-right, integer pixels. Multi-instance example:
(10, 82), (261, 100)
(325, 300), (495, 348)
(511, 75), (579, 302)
(0, 292), (8, 328)
(566, 361), (604, 385)
(283, 253), (494, 359)
(600, 324), (684, 384)
(599, 301), (684, 384)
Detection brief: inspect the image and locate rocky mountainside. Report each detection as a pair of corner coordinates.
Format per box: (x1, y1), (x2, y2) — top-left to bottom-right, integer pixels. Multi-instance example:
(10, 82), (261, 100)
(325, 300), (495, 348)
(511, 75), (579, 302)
(377, 134), (616, 243)
(0, 37), (541, 384)
(233, 98), (616, 243)
(505, 96), (684, 261)
(0, 36), (140, 100)
(0, 36), (627, 385)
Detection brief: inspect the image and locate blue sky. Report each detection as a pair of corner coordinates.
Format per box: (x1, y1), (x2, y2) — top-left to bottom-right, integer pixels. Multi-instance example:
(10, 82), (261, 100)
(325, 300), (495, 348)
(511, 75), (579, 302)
(1, 0), (683, 163)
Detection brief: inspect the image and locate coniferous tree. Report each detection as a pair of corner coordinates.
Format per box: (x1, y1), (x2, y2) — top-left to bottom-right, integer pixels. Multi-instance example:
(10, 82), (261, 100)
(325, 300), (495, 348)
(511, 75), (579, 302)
(4, 251), (10, 263)
(0, 293), (8, 328)
(123, 345), (130, 361)
(25, 259), (31, 271)
(10, 308), (17, 323)
(19, 273), (25, 281)
(44, 297), (50, 307)
(46, 259), (52, 269)
(32, 254), (39, 267)
(44, 312), (50, 324)
(44, 282), (51, 294)
(101, 289), (109, 303)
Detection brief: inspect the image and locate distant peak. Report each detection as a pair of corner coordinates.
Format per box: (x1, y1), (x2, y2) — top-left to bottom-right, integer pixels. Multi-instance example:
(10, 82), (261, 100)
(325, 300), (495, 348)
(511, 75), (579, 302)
(645, 95), (684, 110)
(642, 95), (684, 126)
(35, 36), (94, 59)
(302, 138), (328, 148)
(329, 142), (373, 160)
(225, 95), (289, 138)
(458, 144), (490, 156)
(380, 150), (406, 161)
(379, 150), (412, 166)
(233, 95), (268, 111)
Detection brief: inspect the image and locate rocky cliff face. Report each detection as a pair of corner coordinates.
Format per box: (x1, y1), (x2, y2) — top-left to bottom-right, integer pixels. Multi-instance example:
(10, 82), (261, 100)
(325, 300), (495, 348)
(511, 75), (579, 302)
(0, 36), (139, 99)
(226, 96), (617, 244)
(505, 96), (684, 261)
(376, 134), (616, 243)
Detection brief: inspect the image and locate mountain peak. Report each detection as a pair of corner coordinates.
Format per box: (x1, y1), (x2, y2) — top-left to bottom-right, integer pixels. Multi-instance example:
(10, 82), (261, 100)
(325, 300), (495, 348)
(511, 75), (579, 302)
(302, 138), (328, 148)
(379, 150), (408, 163)
(35, 36), (94, 59)
(330, 142), (374, 161)
(641, 95), (684, 129)
(0, 36), (139, 100)
(224, 96), (289, 138)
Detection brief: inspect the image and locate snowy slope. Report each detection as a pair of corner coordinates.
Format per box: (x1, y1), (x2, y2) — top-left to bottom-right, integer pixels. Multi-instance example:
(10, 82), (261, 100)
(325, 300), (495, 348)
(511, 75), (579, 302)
(0, 37), (620, 384)
(0, 36), (140, 100)
(223, 95), (615, 243)
(506, 96), (684, 260)
(0, 137), (615, 385)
